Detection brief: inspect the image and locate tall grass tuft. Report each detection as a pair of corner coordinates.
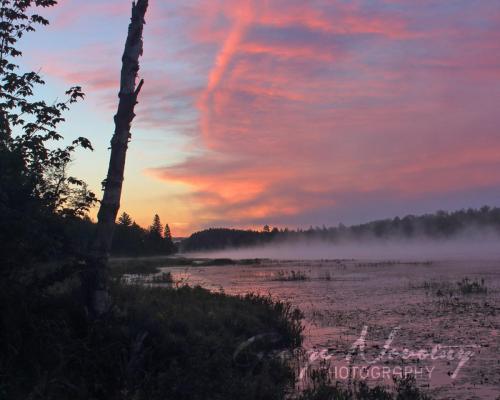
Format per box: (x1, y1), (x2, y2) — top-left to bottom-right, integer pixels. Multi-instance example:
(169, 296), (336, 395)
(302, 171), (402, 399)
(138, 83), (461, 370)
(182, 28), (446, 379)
(272, 270), (310, 281)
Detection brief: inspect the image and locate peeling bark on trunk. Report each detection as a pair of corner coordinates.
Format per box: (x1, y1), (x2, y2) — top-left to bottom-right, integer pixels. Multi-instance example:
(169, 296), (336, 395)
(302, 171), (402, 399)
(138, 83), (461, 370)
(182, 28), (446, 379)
(85, 0), (149, 317)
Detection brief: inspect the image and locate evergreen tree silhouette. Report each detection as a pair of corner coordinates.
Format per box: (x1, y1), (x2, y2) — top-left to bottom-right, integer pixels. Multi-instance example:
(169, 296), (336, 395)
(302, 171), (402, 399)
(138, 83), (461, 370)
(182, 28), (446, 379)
(150, 214), (163, 239)
(118, 212), (132, 226)
(164, 224), (173, 240)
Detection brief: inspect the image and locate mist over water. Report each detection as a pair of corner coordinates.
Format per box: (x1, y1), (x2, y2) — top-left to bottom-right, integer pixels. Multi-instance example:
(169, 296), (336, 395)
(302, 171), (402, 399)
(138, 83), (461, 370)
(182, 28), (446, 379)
(186, 232), (500, 261)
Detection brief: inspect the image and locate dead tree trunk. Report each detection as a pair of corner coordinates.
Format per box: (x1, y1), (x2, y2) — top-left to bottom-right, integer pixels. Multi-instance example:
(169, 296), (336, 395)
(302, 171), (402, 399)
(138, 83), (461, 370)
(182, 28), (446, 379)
(85, 0), (149, 317)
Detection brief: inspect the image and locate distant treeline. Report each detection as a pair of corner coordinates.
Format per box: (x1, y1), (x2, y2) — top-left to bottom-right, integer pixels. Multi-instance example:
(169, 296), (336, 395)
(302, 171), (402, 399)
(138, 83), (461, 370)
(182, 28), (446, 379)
(181, 206), (500, 252)
(66, 212), (177, 258)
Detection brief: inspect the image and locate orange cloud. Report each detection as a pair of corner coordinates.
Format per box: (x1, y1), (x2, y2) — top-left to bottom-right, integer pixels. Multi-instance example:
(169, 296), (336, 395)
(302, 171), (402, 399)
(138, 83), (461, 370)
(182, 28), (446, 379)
(31, 0), (500, 233)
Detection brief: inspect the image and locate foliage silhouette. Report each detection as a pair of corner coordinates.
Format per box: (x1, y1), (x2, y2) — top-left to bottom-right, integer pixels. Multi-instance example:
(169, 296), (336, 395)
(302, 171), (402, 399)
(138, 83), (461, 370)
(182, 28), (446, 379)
(181, 207), (500, 252)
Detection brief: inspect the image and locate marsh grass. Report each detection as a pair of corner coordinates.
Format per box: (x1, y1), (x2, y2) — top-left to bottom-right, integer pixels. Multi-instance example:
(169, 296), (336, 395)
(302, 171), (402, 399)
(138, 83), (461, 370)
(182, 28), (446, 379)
(1, 263), (304, 400)
(317, 270), (333, 281)
(357, 261), (432, 268)
(109, 258), (168, 276)
(109, 257), (267, 278)
(297, 372), (431, 400)
(457, 277), (487, 295)
(272, 270), (311, 281)
(122, 271), (174, 285)
(239, 258), (267, 265)
(417, 277), (488, 298)
(150, 271), (173, 283)
(196, 258), (236, 266)
(195, 258), (268, 266)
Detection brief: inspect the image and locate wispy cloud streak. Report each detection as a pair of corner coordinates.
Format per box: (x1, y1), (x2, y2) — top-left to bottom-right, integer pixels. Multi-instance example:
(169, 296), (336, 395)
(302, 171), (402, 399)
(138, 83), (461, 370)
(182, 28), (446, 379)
(28, 0), (500, 233)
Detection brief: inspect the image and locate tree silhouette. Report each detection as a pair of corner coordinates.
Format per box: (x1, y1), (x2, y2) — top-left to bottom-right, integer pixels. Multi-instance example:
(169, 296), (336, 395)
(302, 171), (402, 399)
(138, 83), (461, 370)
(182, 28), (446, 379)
(0, 1), (95, 270)
(164, 223), (172, 240)
(181, 206), (500, 252)
(112, 214), (177, 257)
(150, 214), (163, 239)
(86, 0), (149, 316)
(0, 1), (94, 215)
(118, 212), (132, 226)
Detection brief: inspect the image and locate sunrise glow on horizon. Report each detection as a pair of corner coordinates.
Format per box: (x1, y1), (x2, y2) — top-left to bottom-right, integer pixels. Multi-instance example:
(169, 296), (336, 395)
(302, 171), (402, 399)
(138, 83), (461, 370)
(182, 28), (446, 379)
(23, 0), (500, 236)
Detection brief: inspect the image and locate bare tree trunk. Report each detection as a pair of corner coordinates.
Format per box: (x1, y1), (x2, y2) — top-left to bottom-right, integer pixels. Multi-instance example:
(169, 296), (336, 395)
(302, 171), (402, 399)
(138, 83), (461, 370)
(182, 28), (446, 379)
(85, 0), (149, 317)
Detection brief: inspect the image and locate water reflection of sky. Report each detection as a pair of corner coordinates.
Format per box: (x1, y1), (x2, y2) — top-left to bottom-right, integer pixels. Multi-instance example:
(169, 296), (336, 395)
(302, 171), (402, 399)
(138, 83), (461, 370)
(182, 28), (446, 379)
(163, 259), (500, 399)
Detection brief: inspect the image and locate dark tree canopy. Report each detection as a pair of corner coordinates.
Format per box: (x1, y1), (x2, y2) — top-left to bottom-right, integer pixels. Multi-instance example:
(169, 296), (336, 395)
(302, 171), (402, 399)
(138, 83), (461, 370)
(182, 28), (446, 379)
(181, 207), (500, 252)
(0, 0), (96, 272)
(0, 0), (93, 214)
(112, 212), (177, 257)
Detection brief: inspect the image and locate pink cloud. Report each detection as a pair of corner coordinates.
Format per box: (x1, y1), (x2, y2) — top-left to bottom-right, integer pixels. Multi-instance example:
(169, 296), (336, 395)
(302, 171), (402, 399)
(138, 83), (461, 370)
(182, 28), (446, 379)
(48, 0), (129, 29)
(30, 0), (500, 232)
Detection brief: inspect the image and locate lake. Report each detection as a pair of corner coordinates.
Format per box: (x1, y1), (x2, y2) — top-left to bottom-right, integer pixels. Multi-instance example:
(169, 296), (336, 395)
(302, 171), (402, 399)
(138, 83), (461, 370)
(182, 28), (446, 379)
(151, 257), (500, 399)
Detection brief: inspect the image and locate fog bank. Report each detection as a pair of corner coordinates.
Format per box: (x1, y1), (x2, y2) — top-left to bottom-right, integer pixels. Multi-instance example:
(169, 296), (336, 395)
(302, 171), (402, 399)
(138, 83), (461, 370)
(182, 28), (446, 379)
(186, 234), (500, 261)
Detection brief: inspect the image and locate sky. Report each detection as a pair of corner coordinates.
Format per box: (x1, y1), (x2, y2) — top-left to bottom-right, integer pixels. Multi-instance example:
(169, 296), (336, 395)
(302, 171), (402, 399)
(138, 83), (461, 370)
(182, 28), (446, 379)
(21, 0), (500, 236)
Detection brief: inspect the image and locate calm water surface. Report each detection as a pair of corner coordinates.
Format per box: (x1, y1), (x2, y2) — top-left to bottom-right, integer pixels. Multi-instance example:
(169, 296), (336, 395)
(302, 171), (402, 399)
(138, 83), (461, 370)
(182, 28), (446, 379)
(158, 258), (499, 400)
